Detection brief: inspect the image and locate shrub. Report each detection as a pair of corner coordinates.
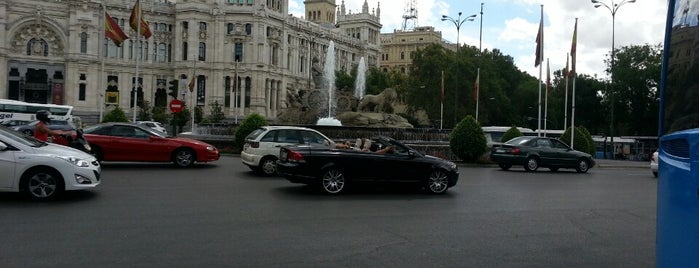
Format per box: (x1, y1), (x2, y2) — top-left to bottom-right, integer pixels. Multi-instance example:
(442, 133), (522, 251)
(449, 115), (487, 162)
(208, 100), (225, 123)
(500, 126), (523, 142)
(233, 113), (268, 149)
(102, 106), (129, 123)
(137, 101), (152, 121)
(152, 106), (170, 124)
(171, 107), (190, 134)
(560, 126), (595, 155)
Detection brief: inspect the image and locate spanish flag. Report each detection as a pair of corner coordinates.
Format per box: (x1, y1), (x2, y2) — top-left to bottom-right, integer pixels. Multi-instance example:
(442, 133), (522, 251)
(129, 0), (152, 39)
(188, 76), (196, 92)
(105, 11), (128, 47)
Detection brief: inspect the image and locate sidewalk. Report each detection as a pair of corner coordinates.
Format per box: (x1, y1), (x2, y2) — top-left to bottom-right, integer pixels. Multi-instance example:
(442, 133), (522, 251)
(594, 159), (648, 169)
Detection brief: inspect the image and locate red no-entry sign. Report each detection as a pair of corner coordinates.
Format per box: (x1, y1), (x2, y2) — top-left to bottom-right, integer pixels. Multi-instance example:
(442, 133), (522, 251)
(169, 99), (184, 113)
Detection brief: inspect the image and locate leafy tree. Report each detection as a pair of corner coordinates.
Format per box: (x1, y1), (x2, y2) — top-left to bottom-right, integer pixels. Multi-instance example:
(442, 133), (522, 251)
(449, 115), (487, 162)
(152, 106), (170, 124)
(194, 106), (204, 124)
(208, 100), (225, 123)
(605, 43), (662, 136)
(560, 126), (595, 156)
(171, 107), (190, 134)
(335, 70), (354, 91)
(233, 113), (268, 149)
(137, 101), (153, 121)
(500, 126), (523, 142)
(102, 106), (129, 123)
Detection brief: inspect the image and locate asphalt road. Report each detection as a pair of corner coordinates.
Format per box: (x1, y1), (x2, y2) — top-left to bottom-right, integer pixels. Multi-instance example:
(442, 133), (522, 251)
(0, 156), (657, 267)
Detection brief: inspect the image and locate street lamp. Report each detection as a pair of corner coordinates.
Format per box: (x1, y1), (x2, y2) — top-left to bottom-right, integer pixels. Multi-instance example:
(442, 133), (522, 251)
(441, 12), (476, 126)
(591, 0), (635, 159)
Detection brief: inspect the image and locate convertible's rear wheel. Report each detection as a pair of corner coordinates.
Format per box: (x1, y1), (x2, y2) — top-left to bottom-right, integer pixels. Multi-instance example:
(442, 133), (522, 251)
(320, 169), (346, 194)
(23, 168), (63, 201)
(524, 157), (539, 172)
(173, 148), (195, 167)
(259, 157), (278, 176)
(575, 159), (590, 173)
(498, 163), (512, 170)
(426, 170), (449, 194)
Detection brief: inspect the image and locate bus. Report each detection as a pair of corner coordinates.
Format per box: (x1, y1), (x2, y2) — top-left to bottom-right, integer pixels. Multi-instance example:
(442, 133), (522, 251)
(482, 126), (536, 148)
(0, 99), (74, 123)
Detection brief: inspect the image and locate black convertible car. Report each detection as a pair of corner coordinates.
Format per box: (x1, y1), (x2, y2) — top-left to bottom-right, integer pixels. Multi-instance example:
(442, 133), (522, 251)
(276, 136), (459, 194)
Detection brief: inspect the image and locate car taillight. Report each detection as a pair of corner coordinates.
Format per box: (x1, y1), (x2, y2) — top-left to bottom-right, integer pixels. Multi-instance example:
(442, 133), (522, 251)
(249, 141), (259, 148)
(287, 150), (305, 163)
(511, 148), (520, 155)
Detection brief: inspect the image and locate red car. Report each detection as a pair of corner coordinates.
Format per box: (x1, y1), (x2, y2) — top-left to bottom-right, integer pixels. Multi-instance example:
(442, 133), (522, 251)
(83, 122), (219, 167)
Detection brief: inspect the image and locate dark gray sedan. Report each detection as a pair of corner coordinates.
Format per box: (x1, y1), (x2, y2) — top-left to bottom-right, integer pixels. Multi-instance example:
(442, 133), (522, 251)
(490, 136), (595, 173)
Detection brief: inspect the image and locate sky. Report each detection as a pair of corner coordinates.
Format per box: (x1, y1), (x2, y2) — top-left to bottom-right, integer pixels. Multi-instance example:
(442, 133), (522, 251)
(287, 0), (669, 79)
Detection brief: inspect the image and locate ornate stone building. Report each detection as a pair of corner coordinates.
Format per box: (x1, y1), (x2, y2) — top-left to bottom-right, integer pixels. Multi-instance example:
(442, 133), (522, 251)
(379, 26), (452, 75)
(0, 0), (381, 123)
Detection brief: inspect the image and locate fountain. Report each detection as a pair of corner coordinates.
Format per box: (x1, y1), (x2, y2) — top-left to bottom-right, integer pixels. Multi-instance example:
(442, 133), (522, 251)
(354, 57), (366, 99)
(316, 41), (342, 126)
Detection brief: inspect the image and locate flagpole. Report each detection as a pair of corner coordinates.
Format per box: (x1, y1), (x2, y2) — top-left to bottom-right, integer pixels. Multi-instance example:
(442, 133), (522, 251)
(234, 60), (238, 124)
(99, 1), (106, 123)
(544, 58), (549, 136)
(536, 5), (543, 137)
(133, 0), (141, 123)
(564, 53), (569, 131)
(190, 61), (196, 134)
(475, 67), (480, 122)
(440, 70), (444, 130)
(570, 18), (578, 149)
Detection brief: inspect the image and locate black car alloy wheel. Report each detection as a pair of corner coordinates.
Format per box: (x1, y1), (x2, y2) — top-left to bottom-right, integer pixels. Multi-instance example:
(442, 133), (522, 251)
(320, 168), (345, 194)
(426, 170), (449, 194)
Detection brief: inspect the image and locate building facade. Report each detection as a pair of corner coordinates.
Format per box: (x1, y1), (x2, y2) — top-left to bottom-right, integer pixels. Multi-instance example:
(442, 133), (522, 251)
(0, 0), (381, 123)
(379, 26), (453, 74)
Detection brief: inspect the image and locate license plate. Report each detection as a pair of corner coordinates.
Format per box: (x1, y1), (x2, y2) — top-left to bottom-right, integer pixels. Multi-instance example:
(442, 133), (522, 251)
(495, 149), (505, 153)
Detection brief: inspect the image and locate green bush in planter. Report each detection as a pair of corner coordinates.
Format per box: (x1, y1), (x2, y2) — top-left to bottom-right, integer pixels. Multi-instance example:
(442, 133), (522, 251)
(500, 126), (523, 143)
(233, 113), (268, 150)
(449, 115), (487, 162)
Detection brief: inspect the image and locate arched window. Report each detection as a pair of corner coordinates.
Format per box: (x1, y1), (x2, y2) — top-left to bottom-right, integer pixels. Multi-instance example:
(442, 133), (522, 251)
(80, 32), (88, 53)
(26, 38), (48, 56)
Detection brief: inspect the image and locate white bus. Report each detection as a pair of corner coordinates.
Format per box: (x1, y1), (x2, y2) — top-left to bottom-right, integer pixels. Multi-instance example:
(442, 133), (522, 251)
(0, 99), (74, 123)
(482, 126), (536, 148)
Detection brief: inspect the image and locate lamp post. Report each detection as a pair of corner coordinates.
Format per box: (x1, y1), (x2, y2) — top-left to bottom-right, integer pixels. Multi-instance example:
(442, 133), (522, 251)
(591, 0), (635, 160)
(441, 12), (476, 126)
(475, 3), (484, 122)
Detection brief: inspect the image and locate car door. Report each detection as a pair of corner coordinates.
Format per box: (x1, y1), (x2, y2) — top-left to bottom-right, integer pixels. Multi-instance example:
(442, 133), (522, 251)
(0, 141), (16, 189)
(533, 138), (558, 166)
(379, 145), (423, 182)
(112, 126), (171, 162)
(551, 139), (578, 166)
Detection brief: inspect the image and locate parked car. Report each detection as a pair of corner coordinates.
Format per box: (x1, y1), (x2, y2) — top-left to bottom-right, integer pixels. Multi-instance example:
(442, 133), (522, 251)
(241, 126), (335, 176)
(277, 136), (459, 194)
(82, 122), (219, 167)
(13, 119), (75, 136)
(0, 119), (32, 128)
(490, 136), (595, 173)
(0, 126), (101, 200)
(137, 121), (168, 135)
(650, 150), (659, 177)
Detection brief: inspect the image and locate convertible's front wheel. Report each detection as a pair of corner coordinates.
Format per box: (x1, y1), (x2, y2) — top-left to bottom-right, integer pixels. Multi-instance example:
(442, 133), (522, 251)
(320, 169), (346, 194)
(426, 170), (449, 194)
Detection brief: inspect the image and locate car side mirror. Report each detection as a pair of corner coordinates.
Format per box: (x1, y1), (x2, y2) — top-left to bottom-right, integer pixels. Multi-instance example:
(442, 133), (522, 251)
(0, 142), (6, 151)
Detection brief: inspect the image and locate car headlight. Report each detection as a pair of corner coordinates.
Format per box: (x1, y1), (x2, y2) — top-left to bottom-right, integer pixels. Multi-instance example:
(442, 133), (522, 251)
(206, 146), (216, 151)
(56, 156), (90, 167)
(447, 161), (457, 170)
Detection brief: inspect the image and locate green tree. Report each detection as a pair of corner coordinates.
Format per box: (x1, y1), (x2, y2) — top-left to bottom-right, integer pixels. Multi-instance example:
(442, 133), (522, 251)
(102, 106), (129, 123)
(335, 70), (354, 91)
(560, 126), (595, 156)
(233, 113), (268, 149)
(208, 100), (225, 123)
(137, 101), (153, 121)
(171, 107), (190, 134)
(606, 43), (662, 136)
(500, 126), (523, 142)
(449, 115), (487, 162)
(152, 106), (170, 124)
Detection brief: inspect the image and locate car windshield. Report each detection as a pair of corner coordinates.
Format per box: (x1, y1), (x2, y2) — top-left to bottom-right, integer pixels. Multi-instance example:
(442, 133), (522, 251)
(0, 126), (45, 147)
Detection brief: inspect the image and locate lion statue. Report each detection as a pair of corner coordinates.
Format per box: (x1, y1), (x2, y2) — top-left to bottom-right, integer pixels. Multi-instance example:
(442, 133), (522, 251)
(357, 88), (398, 112)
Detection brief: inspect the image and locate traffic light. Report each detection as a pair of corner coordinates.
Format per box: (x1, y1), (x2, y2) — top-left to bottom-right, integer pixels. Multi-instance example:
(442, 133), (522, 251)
(168, 80), (178, 99)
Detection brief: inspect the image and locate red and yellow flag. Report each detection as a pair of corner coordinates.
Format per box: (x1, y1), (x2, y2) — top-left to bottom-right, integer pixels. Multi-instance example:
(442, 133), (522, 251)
(188, 76), (196, 92)
(129, 0), (152, 39)
(105, 11), (128, 47)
